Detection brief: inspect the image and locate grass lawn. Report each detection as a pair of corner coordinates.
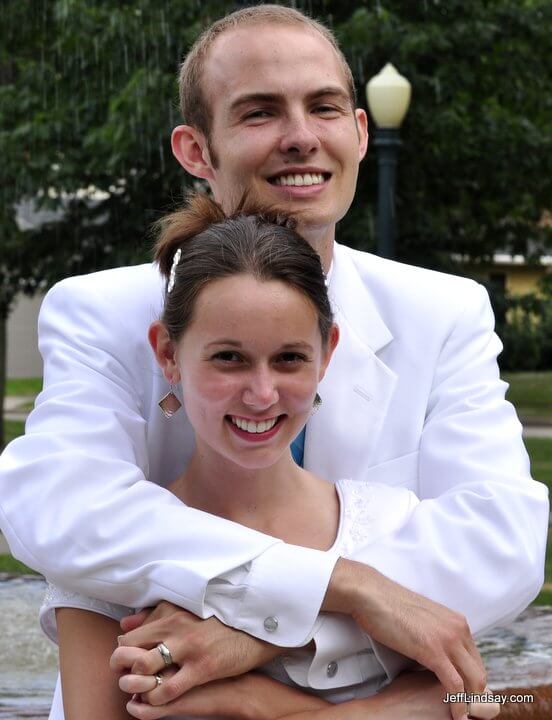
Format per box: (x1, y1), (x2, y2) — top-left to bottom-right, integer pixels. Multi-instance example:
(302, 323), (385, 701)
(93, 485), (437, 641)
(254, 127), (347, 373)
(504, 371), (552, 424)
(526, 437), (552, 605)
(0, 554), (36, 575)
(4, 419), (26, 445)
(5, 377), (43, 396)
(525, 437), (552, 489)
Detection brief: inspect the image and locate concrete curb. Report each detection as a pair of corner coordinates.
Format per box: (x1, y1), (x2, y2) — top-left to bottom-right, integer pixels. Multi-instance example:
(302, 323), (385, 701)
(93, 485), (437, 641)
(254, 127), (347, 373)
(0, 533), (11, 555)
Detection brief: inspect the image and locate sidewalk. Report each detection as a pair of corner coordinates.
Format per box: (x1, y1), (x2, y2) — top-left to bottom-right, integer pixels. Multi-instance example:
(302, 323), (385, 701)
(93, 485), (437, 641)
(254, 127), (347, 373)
(4, 395), (34, 422)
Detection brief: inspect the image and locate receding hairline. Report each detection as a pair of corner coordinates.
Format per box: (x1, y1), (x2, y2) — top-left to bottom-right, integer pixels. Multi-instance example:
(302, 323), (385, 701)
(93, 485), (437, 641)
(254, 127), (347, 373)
(205, 22), (352, 97)
(178, 10), (357, 136)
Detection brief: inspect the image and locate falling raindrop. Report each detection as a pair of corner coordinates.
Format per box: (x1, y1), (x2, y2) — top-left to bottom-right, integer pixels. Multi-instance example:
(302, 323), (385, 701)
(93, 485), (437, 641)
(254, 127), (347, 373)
(159, 140), (165, 174)
(434, 76), (441, 103)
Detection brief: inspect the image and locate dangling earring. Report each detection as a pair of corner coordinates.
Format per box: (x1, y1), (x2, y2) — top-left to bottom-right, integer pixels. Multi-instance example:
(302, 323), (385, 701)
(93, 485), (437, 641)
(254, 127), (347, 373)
(311, 392), (322, 416)
(158, 383), (182, 419)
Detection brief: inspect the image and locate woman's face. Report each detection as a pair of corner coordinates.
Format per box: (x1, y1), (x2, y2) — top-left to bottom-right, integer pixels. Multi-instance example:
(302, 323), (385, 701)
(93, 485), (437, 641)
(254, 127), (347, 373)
(173, 274), (337, 470)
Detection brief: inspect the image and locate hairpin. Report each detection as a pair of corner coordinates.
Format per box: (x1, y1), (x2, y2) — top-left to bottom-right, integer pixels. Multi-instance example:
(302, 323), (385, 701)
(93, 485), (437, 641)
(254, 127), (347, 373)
(167, 248), (182, 293)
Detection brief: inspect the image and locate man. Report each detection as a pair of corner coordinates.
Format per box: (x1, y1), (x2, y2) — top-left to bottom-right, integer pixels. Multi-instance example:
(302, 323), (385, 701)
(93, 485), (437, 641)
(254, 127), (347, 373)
(0, 4), (548, 717)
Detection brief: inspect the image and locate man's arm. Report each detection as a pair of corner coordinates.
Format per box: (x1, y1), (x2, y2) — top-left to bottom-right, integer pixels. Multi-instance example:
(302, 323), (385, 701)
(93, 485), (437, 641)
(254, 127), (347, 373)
(0, 269), (334, 646)
(318, 283), (548, 691)
(345, 283), (548, 632)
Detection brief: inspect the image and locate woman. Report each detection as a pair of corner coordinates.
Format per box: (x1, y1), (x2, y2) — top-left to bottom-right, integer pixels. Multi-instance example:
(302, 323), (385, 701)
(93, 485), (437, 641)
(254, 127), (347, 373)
(40, 194), (498, 720)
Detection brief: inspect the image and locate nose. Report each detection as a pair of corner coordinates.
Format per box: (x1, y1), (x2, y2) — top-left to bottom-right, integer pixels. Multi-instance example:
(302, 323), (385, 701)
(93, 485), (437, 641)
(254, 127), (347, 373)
(279, 111), (321, 156)
(242, 366), (279, 410)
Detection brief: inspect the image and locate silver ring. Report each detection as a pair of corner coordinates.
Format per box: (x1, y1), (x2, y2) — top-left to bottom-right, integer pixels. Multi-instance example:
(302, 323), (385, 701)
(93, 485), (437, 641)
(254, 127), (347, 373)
(156, 641), (173, 666)
(154, 673), (163, 687)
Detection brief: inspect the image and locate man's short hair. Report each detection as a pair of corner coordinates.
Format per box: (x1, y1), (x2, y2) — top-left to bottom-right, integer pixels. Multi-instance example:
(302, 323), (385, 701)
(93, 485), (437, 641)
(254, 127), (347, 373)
(178, 4), (357, 141)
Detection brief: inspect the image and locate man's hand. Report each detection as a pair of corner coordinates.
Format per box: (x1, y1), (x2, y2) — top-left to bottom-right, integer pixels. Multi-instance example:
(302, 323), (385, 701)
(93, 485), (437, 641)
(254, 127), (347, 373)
(112, 601), (280, 705)
(323, 559), (487, 720)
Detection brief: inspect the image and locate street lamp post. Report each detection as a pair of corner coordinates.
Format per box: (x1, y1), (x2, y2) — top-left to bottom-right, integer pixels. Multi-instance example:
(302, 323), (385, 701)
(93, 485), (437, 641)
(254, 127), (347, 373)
(366, 64), (412, 259)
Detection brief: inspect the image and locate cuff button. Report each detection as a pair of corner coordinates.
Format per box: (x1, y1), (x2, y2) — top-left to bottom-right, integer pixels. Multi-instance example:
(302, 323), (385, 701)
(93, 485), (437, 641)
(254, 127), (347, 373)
(264, 616), (279, 633)
(326, 661), (338, 678)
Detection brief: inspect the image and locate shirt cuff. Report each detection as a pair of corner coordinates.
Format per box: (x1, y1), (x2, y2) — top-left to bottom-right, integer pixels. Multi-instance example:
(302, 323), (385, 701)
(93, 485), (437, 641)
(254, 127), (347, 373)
(204, 543), (338, 646)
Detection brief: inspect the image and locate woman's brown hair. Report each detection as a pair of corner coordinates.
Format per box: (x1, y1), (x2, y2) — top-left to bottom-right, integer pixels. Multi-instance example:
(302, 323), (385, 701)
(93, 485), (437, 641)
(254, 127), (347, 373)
(153, 192), (333, 344)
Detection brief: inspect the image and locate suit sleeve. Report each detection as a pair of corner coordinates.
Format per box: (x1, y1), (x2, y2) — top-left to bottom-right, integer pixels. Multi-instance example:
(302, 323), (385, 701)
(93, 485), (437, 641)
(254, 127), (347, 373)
(349, 283), (549, 634)
(0, 277), (336, 646)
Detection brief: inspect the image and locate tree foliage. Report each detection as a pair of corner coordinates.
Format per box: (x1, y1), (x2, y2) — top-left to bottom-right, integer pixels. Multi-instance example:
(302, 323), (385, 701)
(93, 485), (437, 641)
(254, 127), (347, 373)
(0, 0), (551, 387)
(2, 0), (551, 288)
(333, 0), (552, 267)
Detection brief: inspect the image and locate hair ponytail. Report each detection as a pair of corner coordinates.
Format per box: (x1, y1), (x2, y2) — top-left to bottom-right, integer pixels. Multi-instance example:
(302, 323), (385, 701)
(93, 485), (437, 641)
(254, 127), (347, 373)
(153, 192), (226, 279)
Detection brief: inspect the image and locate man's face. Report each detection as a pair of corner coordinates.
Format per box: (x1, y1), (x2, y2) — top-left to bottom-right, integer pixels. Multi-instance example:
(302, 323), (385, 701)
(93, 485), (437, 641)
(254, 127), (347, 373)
(199, 24), (368, 238)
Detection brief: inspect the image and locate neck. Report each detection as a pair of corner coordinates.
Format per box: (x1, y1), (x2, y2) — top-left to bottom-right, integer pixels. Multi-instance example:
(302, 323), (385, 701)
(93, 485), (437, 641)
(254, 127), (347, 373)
(297, 223), (335, 274)
(174, 438), (308, 530)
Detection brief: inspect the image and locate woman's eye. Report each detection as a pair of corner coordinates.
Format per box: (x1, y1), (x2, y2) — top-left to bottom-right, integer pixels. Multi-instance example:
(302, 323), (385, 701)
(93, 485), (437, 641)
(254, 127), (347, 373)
(278, 352), (307, 363)
(213, 351), (242, 362)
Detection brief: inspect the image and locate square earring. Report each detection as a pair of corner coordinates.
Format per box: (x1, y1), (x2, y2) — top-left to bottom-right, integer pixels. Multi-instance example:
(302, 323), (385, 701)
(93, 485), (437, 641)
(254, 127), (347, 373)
(311, 392), (322, 416)
(158, 385), (182, 419)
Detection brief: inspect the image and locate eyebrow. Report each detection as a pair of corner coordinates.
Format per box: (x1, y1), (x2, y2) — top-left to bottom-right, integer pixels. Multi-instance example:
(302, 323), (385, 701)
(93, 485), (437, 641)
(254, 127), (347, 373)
(228, 86), (350, 114)
(205, 339), (315, 351)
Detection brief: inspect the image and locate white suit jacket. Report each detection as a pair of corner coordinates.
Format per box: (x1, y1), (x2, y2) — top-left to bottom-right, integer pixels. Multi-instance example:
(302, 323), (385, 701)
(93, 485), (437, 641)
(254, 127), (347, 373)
(0, 242), (548, 685)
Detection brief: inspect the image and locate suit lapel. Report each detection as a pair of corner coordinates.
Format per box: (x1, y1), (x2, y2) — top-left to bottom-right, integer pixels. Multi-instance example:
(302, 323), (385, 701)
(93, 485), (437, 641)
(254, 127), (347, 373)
(304, 245), (397, 481)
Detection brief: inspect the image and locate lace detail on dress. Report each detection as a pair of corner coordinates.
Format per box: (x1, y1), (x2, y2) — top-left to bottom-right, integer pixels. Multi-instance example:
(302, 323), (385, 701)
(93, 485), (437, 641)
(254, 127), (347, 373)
(40, 582), (132, 644)
(337, 479), (378, 557)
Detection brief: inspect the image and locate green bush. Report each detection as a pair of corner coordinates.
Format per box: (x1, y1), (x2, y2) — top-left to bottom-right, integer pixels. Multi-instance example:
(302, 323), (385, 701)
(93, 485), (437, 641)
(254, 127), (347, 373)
(490, 280), (552, 371)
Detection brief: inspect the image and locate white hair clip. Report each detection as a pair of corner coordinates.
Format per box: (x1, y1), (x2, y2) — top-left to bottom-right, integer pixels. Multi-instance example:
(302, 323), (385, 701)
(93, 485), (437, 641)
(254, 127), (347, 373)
(167, 248), (182, 293)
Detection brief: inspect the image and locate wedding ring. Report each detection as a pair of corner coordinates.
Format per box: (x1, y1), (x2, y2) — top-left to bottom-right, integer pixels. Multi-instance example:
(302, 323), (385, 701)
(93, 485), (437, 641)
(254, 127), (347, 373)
(156, 641), (173, 666)
(154, 673), (163, 687)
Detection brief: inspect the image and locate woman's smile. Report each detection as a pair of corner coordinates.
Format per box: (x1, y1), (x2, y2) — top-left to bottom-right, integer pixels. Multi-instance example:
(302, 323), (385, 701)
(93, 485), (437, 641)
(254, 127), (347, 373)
(226, 414), (286, 442)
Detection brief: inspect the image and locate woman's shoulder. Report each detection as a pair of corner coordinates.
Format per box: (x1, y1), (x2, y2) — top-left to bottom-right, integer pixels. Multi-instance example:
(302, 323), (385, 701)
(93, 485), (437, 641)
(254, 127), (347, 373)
(336, 479), (419, 556)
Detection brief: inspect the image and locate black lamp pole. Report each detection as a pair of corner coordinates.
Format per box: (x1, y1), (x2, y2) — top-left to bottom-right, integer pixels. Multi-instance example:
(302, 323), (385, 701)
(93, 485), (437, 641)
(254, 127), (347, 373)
(367, 64), (411, 261)
(373, 128), (402, 260)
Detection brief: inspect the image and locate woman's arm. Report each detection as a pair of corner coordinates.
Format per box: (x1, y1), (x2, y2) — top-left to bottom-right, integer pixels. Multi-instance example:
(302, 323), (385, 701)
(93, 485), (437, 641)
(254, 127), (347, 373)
(124, 672), (329, 720)
(56, 607), (132, 720)
(122, 671), (451, 720)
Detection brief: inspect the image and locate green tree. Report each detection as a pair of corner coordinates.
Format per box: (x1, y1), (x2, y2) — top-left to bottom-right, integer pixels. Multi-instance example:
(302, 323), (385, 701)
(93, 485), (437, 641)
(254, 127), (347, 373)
(1, 0), (228, 445)
(331, 0), (552, 267)
(2, 0), (551, 440)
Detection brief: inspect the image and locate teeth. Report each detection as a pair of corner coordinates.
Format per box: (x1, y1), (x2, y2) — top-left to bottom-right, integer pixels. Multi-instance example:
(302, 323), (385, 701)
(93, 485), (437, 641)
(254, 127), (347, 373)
(274, 173), (325, 187)
(231, 416), (279, 433)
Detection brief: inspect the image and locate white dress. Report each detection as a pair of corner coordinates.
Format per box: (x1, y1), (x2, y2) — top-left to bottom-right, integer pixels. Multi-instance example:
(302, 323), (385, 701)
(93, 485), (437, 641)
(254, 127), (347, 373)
(40, 479), (419, 719)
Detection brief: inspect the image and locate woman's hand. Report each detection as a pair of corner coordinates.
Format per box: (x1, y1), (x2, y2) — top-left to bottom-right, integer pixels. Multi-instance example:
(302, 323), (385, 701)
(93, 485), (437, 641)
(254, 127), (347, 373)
(112, 601), (280, 705)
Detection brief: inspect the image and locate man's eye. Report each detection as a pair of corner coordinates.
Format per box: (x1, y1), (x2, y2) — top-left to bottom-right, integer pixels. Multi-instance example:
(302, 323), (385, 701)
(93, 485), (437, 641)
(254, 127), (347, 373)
(244, 109), (272, 120)
(314, 105), (340, 115)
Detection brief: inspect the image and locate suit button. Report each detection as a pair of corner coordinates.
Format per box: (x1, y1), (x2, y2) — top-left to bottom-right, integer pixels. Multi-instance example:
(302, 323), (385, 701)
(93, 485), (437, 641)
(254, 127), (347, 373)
(264, 616), (278, 633)
(326, 660), (338, 677)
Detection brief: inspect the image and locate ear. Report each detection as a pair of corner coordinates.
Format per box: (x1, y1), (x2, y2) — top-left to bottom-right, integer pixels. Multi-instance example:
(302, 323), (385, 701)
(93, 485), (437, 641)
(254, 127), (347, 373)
(319, 323), (340, 382)
(355, 109), (369, 161)
(148, 321), (180, 383)
(171, 124), (215, 181)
